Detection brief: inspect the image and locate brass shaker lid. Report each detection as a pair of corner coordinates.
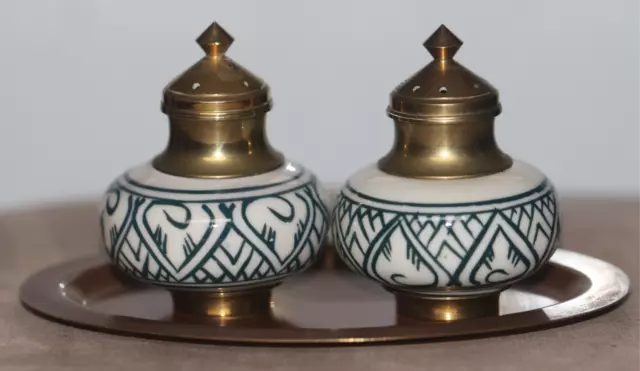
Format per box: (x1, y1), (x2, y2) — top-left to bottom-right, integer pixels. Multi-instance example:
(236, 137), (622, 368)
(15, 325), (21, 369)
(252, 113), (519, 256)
(152, 22), (284, 179)
(161, 22), (271, 120)
(378, 25), (512, 179)
(388, 25), (501, 121)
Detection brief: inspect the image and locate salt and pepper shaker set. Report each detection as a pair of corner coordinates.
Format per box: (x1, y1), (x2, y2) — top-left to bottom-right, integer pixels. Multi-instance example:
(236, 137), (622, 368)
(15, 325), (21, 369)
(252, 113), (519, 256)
(99, 22), (560, 321)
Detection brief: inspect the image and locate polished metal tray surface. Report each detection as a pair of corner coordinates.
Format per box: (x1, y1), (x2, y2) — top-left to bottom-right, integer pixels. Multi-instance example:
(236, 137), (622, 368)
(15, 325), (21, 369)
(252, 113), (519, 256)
(20, 249), (629, 345)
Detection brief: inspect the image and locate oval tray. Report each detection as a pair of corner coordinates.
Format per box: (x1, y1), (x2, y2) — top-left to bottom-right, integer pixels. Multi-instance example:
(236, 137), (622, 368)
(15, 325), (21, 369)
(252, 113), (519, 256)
(19, 249), (629, 345)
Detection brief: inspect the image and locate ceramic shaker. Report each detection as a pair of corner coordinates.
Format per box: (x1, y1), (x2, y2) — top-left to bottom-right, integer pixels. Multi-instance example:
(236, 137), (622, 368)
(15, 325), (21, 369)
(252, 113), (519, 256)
(332, 25), (561, 321)
(99, 22), (329, 318)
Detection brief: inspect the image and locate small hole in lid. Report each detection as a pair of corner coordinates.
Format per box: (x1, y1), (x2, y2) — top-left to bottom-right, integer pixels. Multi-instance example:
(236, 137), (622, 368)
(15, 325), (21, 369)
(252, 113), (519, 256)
(243, 81), (249, 88)
(412, 85), (421, 92)
(473, 83), (480, 89)
(439, 86), (448, 94)
(192, 82), (201, 90)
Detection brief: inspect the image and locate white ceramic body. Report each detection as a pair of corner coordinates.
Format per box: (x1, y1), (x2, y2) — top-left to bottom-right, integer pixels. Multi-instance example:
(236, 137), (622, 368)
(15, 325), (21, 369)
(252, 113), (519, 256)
(100, 161), (329, 290)
(332, 160), (561, 297)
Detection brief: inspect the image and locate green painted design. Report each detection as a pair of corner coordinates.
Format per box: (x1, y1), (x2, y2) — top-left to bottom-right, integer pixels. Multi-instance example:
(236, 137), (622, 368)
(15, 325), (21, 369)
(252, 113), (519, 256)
(100, 169), (329, 288)
(332, 180), (560, 292)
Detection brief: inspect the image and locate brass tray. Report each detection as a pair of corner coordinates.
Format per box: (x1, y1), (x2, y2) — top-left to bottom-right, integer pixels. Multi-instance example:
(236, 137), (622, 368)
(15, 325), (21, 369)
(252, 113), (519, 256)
(19, 249), (629, 345)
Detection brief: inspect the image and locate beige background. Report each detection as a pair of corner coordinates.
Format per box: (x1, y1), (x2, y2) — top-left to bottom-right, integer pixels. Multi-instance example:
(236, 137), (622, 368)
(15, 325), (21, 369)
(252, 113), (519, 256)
(0, 197), (637, 370)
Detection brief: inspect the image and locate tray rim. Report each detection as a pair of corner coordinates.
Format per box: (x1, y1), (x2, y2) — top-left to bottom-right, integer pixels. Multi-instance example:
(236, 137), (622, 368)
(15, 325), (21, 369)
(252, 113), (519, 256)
(19, 249), (631, 346)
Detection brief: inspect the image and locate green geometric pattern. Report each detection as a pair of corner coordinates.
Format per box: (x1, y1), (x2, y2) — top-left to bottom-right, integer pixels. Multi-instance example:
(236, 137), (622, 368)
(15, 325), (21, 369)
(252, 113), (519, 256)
(332, 180), (560, 292)
(100, 169), (328, 288)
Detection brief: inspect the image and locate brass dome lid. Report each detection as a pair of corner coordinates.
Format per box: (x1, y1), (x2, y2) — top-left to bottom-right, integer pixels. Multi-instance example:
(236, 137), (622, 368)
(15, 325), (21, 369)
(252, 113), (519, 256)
(388, 25), (501, 121)
(161, 22), (271, 120)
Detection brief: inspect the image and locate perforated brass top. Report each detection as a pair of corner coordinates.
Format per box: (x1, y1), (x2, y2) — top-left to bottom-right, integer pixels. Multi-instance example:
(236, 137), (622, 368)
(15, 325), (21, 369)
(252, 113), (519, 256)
(388, 25), (501, 121)
(153, 22), (284, 179)
(161, 22), (271, 120)
(379, 25), (512, 179)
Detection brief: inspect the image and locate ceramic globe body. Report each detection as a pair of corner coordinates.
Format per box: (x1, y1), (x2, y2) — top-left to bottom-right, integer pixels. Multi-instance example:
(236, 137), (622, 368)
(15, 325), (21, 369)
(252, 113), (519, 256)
(333, 160), (560, 297)
(100, 161), (329, 290)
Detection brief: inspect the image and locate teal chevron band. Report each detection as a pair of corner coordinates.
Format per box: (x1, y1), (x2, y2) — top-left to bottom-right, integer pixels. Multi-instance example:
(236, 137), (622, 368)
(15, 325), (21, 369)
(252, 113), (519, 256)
(332, 180), (560, 292)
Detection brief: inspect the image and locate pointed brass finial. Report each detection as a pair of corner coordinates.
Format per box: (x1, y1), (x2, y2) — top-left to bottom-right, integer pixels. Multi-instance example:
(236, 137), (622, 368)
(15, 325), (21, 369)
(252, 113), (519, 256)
(196, 22), (234, 57)
(423, 25), (463, 60)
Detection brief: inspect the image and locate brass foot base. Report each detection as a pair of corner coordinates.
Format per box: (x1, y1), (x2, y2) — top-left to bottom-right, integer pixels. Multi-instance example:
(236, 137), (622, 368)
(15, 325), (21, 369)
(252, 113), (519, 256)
(393, 290), (501, 321)
(170, 286), (274, 319)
